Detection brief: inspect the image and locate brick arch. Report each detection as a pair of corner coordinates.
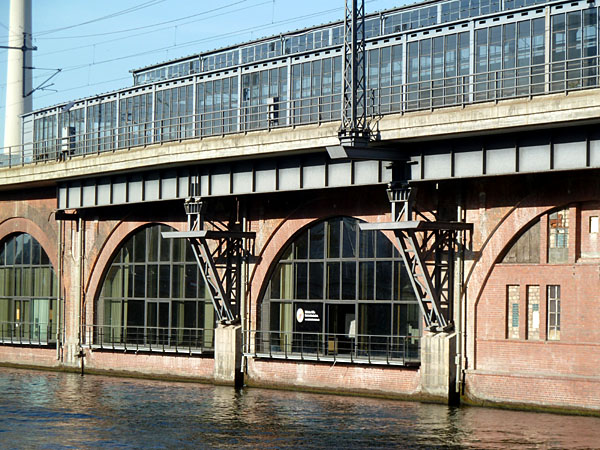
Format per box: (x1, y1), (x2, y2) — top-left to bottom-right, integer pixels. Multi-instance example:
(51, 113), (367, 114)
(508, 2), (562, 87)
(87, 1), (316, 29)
(84, 220), (186, 325)
(0, 217), (58, 271)
(248, 203), (392, 330)
(466, 184), (600, 367)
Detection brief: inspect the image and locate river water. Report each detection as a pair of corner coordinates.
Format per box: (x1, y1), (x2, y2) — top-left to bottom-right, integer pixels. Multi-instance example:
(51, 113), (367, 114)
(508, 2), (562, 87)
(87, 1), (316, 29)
(0, 367), (598, 449)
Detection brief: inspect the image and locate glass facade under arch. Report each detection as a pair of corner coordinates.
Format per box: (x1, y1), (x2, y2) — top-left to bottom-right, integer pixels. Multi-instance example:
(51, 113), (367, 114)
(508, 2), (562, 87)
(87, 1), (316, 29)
(259, 217), (420, 364)
(96, 224), (214, 351)
(0, 233), (58, 344)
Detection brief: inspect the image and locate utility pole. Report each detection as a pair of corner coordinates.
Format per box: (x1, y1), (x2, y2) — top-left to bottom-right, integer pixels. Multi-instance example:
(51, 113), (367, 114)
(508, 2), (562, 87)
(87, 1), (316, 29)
(3, 0), (34, 151)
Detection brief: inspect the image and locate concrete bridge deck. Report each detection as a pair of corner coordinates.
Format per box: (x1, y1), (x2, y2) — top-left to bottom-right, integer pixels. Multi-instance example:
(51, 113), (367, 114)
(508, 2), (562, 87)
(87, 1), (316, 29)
(2, 88), (599, 192)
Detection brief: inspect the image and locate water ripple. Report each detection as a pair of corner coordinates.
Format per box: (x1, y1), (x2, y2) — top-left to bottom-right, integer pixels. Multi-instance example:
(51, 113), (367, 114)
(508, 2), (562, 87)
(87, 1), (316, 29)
(0, 367), (597, 449)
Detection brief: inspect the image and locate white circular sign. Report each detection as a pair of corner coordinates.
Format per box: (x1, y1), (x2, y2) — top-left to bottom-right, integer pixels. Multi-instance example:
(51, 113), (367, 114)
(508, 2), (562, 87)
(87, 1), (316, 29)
(296, 308), (305, 323)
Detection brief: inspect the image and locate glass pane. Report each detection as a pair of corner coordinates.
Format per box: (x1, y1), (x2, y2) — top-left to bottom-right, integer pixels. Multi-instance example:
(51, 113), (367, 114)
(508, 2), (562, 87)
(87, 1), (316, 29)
(147, 264), (158, 299)
(271, 263), (293, 300)
(394, 261), (415, 300)
(185, 264), (197, 298)
(172, 265), (183, 299)
(359, 230), (375, 258)
(172, 239), (184, 262)
(160, 226), (171, 261)
(4, 268), (13, 297)
(342, 218), (357, 258)
(40, 246), (49, 265)
(295, 262), (308, 299)
(134, 265), (145, 298)
(159, 265), (170, 298)
(21, 267), (32, 297)
(0, 269), (5, 297)
(394, 303), (420, 336)
(103, 266), (122, 298)
(341, 261), (356, 300)
(14, 234), (23, 265)
(376, 233), (393, 258)
(5, 237), (14, 264)
(13, 268), (21, 296)
(326, 262), (340, 300)
(309, 262), (323, 299)
(358, 303), (391, 336)
(122, 238), (134, 264)
(376, 261), (392, 300)
(327, 303), (355, 354)
(359, 261), (374, 300)
(147, 226), (159, 262)
(294, 231), (308, 259)
(22, 234), (31, 265)
(327, 219), (341, 259)
(134, 229), (146, 263)
(309, 222), (324, 259)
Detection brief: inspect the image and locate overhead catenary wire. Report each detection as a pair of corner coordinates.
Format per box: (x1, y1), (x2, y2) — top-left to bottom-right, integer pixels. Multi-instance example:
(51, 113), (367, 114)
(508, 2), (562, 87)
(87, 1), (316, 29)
(0, 0), (391, 114)
(49, 7), (344, 74)
(0, 0), (269, 89)
(0, 0), (165, 46)
(0, 75), (133, 111)
(35, 0), (251, 40)
(36, 0), (270, 57)
(0, 2), (343, 90)
(32, 0), (167, 37)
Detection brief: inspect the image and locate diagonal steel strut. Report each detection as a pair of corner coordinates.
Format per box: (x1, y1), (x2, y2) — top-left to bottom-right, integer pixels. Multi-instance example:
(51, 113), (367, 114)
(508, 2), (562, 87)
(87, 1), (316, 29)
(162, 197), (255, 324)
(360, 182), (471, 332)
(189, 238), (235, 323)
(394, 229), (451, 331)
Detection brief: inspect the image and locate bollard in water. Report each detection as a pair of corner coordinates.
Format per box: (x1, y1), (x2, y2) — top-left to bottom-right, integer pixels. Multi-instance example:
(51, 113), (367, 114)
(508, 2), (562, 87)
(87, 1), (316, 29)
(77, 349), (85, 376)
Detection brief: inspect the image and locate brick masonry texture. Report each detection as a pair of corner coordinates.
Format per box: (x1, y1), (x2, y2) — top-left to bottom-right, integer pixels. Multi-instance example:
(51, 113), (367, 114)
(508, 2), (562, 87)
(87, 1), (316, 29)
(0, 174), (599, 410)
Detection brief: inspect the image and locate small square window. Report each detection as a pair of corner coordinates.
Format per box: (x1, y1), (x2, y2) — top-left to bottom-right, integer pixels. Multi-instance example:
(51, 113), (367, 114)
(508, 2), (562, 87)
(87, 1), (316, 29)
(590, 216), (599, 234)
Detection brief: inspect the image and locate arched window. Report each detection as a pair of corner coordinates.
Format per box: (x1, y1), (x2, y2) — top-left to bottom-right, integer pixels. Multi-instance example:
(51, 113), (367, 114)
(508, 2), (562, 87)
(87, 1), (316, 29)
(0, 233), (58, 344)
(501, 207), (570, 264)
(259, 217), (420, 364)
(96, 224), (214, 352)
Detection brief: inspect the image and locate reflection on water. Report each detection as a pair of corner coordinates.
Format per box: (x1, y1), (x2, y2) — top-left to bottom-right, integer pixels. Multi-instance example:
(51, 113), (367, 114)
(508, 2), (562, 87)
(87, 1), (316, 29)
(0, 367), (598, 449)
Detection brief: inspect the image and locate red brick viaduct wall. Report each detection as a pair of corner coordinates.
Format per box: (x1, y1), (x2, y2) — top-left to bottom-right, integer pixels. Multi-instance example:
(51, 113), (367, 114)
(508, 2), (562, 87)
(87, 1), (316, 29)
(0, 175), (598, 411)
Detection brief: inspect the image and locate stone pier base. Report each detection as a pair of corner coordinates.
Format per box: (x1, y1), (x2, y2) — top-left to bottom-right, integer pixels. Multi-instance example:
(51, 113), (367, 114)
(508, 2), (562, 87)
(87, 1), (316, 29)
(421, 332), (458, 405)
(214, 324), (243, 388)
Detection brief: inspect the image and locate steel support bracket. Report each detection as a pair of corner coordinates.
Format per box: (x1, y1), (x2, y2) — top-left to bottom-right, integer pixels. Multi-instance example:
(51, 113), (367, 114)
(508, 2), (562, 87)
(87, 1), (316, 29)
(162, 197), (255, 324)
(360, 184), (472, 332)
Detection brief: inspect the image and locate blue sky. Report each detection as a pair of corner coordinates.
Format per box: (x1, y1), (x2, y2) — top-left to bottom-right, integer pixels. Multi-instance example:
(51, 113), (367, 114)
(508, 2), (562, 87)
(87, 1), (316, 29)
(0, 0), (409, 144)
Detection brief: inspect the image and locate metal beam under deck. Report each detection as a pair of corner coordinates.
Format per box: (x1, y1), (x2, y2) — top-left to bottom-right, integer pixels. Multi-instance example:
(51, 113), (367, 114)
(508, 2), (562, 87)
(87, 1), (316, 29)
(408, 125), (600, 181)
(57, 153), (391, 210)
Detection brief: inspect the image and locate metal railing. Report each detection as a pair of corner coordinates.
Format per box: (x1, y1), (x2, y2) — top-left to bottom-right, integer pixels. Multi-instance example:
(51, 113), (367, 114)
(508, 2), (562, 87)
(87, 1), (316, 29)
(0, 321), (56, 346)
(2, 55), (600, 169)
(245, 330), (420, 366)
(81, 324), (215, 355)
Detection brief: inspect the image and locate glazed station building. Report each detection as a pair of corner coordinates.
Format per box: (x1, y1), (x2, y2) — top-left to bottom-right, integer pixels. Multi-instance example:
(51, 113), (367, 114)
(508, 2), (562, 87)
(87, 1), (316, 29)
(1, 0), (599, 413)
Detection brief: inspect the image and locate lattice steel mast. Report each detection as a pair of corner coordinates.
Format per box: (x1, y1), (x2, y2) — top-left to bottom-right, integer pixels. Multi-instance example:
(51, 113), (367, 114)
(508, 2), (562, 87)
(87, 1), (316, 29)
(339, 0), (369, 148)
